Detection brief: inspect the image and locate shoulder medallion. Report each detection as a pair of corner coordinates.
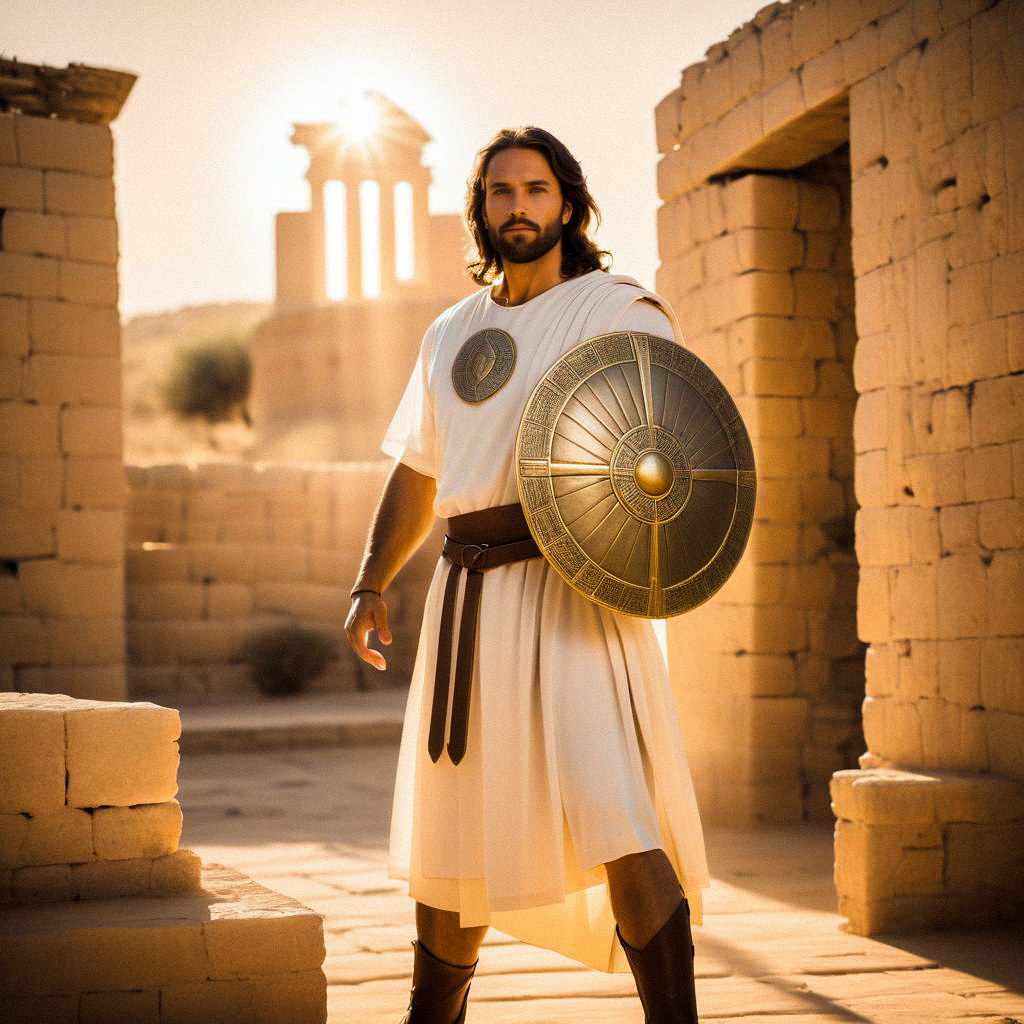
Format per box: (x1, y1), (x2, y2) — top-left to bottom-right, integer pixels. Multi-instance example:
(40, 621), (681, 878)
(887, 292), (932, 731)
(451, 328), (516, 403)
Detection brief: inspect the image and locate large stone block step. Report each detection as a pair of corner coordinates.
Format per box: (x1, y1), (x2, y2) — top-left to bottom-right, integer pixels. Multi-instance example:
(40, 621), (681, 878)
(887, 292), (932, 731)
(0, 862), (327, 1023)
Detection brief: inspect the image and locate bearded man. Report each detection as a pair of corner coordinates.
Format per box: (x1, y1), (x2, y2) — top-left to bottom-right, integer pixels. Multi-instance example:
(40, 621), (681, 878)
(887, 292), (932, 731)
(345, 126), (709, 1024)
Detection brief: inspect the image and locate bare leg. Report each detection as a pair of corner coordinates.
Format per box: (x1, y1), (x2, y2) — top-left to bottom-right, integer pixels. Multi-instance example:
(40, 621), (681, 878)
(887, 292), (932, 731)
(415, 902), (488, 967)
(605, 848), (684, 949)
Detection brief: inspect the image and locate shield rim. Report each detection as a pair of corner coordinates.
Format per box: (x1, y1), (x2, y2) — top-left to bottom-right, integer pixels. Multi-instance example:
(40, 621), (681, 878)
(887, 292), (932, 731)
(514, 331), (756, 619)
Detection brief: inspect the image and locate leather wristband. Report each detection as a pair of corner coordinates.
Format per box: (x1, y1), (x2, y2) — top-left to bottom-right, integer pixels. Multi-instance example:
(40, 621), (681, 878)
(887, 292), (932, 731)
(350, 587), (382, 600)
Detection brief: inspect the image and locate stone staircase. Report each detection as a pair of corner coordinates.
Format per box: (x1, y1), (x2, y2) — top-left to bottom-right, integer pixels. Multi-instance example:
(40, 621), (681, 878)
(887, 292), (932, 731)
(0, 692), (327, 1022)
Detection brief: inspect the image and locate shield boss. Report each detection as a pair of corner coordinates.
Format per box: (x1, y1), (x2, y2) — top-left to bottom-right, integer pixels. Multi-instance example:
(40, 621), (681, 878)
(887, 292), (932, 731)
(515, 332), (756, 618)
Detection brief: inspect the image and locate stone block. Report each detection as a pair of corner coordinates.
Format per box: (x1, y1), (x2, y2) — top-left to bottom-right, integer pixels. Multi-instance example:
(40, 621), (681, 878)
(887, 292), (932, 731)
(986, 709), (1024, 778)
(889, 563), (937, 640)
(0, 616), (50, 666)
(852, 388), (887, 454)
(29, 298), (120, 357)
(0, 251), (59, 300)
(126, 543), (188, 583)
(19, 457), (63, 509)
(79, 990), (160, 1024)
(20, 561), (122, 619)
(60, 405), (121, 457)
(986, 550), (1024, 637)
(58, 260), (118, 307)
(934, 552), (987, 639)
(1, 211), (66, 258)
(126, 582), (204, 620)
(8, 862), (74, 903)
(741, 356), (817, 397)
(43, 615), (124, 668)
(0, 695), (67, 814)
(793, 270), (840, 318)
(979, 638), (1024, 716)
(0, 862), (323, 1005)
(206, 582), (255, 618)
(43, 170), (115, 218)
(0, 296), (30, 357)
(14, 116), (113, 177)
(57, 508), (124, 565)
(160, 971), (327, 1024)
(64, 216), (118, 266)
(0, 995), (77, 1024)
(186, 543), (256, 583)
(15, 665), (125, 703)
(978, 496), (1024, 549)
(725, 174), (799, 230)
(64, 701), (180, 809)
(22, 352), (121, 405)
(1, 807), (94, 868)
(0, 166), (44, 211)
(92, 801), (182, 861)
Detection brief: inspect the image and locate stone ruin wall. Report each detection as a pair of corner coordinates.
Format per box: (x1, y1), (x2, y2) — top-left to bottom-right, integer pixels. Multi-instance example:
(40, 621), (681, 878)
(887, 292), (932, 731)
(656, 0), (1024, 932)
(125, 461), (442, 702)
(250, 296), (455, 462)
(0, 110), (127, 702)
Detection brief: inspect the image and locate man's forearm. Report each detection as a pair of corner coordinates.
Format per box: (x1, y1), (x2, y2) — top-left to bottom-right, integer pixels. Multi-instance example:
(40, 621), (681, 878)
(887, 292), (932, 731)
(353, 461), (437, 594)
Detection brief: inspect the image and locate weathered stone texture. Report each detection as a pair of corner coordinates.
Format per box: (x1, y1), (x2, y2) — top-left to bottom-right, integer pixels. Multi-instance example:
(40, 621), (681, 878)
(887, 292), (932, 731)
(122, 462), (440, 701)
(1, 111), (125, 701)
(832, 768), (1024, 934)
(658, 0), (1024, 932)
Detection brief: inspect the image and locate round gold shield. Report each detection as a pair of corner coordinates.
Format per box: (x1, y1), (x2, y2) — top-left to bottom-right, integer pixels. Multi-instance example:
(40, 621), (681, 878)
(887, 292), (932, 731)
(515, 332), (756, 618)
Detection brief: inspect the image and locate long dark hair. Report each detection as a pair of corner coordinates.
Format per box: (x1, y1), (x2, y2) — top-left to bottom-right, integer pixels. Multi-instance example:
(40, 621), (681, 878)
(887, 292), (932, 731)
(465, 127), (610, 285)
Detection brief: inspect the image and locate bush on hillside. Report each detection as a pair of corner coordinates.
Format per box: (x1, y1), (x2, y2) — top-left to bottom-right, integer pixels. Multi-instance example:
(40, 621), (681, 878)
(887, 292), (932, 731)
(161, 334), (252, 424)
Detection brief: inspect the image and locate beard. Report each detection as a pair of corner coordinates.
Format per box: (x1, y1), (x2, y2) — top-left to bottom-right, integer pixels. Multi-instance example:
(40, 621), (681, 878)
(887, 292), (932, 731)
(487, 215), (563, 266)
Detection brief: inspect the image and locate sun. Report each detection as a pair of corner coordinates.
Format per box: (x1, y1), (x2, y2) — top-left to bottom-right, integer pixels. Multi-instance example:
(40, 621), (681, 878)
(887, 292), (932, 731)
(336, 91), (381, 145)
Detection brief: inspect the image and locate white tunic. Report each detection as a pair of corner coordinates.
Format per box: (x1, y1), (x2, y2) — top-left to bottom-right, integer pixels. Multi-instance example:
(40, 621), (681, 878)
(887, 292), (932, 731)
(381, 270), (709, 973)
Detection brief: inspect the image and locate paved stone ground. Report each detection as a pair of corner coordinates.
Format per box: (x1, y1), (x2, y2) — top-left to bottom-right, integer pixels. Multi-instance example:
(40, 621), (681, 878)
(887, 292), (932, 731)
(179, 743), (1024, 1023)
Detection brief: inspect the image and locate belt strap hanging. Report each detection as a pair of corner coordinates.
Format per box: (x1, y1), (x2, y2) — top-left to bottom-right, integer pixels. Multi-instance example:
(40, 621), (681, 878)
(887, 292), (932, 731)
(427, 503), (540, 766)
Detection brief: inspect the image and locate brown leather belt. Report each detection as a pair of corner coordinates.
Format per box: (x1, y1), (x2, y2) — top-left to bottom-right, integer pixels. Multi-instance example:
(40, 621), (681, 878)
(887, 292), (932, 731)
(429, 502), (541, 765)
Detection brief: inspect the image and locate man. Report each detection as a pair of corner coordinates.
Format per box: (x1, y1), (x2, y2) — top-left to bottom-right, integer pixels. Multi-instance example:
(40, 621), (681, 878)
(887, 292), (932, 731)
(345, 127), (709, 1024)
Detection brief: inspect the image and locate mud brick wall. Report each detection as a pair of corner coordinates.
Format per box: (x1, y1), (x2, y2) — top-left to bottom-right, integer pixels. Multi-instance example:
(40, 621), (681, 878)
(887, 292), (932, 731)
(124, 461), (441, 700)
(655, 0), (1023, 931)
(0, 111), (127, 702)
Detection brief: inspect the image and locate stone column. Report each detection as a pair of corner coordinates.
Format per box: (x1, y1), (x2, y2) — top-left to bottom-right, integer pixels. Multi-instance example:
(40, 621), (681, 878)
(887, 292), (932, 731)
(378, 180), (397, 297)
(345, 178), (362, 300)
(308, 176), (327, 304)
(411, 170), (431, 287)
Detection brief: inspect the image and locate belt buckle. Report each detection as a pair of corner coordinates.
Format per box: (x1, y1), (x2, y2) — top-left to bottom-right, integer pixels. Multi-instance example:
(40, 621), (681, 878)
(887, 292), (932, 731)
(461, 542), (488, 570)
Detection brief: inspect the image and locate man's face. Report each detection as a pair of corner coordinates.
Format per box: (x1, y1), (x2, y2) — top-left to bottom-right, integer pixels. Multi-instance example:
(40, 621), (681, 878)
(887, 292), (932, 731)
(483, 147), (571, 267)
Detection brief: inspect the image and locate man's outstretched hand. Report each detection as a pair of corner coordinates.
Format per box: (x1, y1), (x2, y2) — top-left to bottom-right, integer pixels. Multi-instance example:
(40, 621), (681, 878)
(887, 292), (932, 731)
(345, 592), (392, 671)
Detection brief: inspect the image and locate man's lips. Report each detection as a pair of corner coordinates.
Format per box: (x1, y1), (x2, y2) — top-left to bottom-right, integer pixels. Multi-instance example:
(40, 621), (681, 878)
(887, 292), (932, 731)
(504, 223), (537, 233)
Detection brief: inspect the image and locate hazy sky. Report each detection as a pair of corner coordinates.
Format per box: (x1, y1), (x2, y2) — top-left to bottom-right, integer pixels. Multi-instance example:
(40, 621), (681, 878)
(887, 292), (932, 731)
(8, 1), (766, 318)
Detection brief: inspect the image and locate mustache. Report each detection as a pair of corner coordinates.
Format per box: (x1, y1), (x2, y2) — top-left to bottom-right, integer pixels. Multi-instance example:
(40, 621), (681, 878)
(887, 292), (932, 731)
(501, 218), (539, 232)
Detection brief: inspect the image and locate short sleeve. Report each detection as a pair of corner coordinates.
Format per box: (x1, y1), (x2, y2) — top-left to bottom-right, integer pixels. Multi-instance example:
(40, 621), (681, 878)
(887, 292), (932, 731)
(380, 323), (439, 478)
(613, 297), (676, 339)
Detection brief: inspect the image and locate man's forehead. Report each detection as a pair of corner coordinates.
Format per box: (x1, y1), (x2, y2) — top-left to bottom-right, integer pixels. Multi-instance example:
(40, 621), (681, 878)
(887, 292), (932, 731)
(485, 147), (556, 184)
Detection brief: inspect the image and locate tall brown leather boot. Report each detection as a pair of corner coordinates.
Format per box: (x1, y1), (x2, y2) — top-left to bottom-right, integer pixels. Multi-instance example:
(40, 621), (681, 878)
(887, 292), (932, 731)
(400, 939), (477, 1023)
(616, 897), (699, 1023)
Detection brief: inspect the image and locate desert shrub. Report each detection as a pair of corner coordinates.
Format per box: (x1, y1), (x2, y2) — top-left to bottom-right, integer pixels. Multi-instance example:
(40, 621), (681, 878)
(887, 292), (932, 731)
(241, 623), (338, 697)
(161, 334), (252, 423)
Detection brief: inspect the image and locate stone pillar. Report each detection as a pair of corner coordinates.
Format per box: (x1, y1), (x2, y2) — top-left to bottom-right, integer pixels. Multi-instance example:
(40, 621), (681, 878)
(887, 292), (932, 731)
(345, 178), (362, 300)
(411, 170), (430, 287)
(308, 176), (327, 304)
(0, 110), (129, 701)
(378, 180), (397, 297)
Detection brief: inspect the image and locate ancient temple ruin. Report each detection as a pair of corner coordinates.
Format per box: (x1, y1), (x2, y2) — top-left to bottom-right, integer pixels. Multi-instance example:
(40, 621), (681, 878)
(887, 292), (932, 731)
(252, 92), (475, 463)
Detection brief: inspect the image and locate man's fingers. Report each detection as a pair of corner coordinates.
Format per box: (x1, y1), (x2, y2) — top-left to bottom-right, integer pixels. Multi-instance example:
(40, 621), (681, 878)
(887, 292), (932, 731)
(345, 599), (389, 670)
(375, 603), (392, 645)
